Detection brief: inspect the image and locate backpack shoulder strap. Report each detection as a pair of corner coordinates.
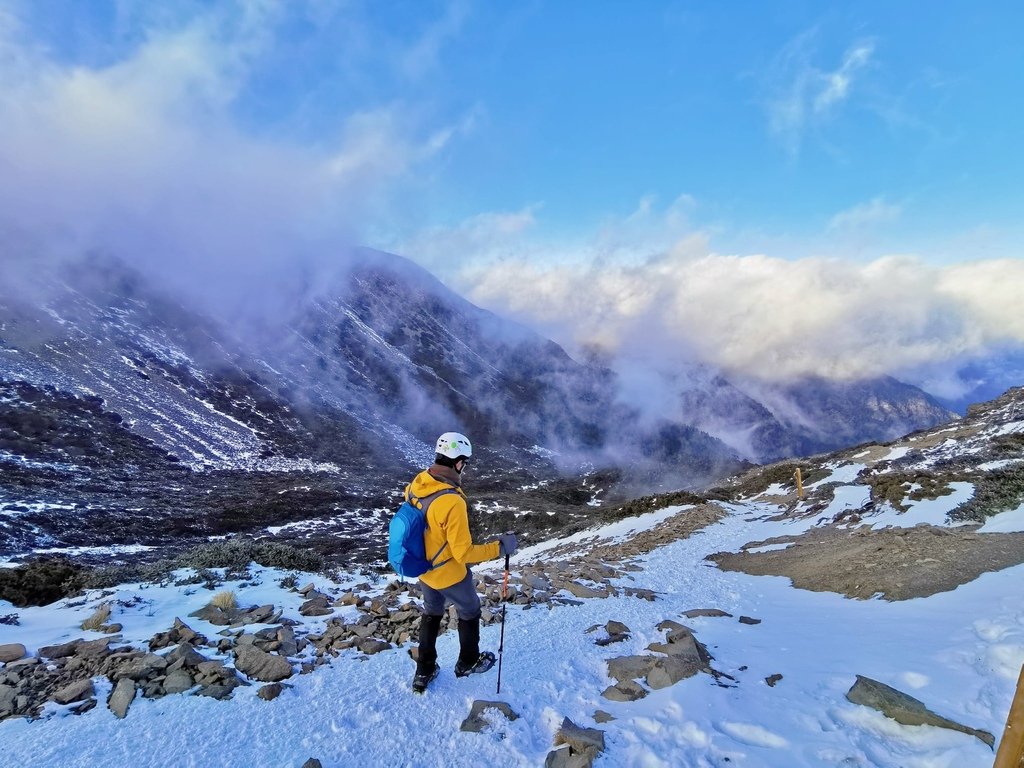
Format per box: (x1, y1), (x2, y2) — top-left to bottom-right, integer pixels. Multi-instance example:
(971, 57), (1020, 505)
(417, 487), (460, 569)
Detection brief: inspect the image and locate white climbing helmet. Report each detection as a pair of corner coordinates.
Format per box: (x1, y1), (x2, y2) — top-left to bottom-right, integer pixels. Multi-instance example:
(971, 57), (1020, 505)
(435, 432), (473, 460)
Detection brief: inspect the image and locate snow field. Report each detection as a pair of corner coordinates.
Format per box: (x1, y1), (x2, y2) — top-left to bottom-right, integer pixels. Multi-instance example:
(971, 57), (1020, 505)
(0, 501), (1022, 766)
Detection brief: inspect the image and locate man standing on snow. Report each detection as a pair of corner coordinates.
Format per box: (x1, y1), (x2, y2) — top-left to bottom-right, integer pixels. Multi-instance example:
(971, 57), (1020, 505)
(408, 432), (518, 694)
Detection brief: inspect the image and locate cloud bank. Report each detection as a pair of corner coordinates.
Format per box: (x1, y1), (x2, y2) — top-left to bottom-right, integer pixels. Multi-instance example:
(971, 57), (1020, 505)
(449, 212), (1024, 391)
(0, 2), (466, 320)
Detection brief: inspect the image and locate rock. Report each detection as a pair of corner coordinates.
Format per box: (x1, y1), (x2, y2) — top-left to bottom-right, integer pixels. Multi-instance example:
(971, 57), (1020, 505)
(52, 678), (94, 705)
(0, 644), (26, 663)
(845, 675), (994, 748)
(555, 716), (605, 752)
(163, 668), (195, 695)
(107, 678), (136, 719)
(605, 620), (630, 636)
(562, 582), (607, 599)
(258, 682), (283, 701)
(682, 608), (733, 619)
(164, 643), (207, 668)
(765, 674), (783, 687)
(298, 583), (316, 595)
(234, 646), (293, 682)
(625, 588), (657, 601)
(738, 616), (761, 625)
(593, 710), (615, 723)
(358, 639), (392, 655)
(194, 684), (235, 700)
(646, 656), (699, 689)
(39, 639), (83, 659)
(601, 680), (647, 702)
(189, 604), (236, 625)
(547, 717), (605, 767)
(244, 605), (276, 625)
(114, 653), (168, 681)
(606, 655), (658, 682)
(0, 684), (16, 715)
(301, 760), (322, 768)
(459, 700), (520, 732)
(103, 624), (123, 634)
(75, 637), (114, 658)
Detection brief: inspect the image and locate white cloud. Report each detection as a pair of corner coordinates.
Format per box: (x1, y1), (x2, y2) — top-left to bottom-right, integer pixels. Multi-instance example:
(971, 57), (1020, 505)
(828, 197), (902, 231)
(455, 224), (1024, 383)
(0, 2), (467, 321)
(764, 33), (876, 154)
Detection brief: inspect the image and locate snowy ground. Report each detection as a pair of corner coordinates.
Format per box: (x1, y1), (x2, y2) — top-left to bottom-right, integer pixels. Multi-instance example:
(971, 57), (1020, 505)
(1, 497), (1023, 767)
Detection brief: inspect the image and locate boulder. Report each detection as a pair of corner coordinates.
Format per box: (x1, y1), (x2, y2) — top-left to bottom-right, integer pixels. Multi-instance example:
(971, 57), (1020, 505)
(164, 643), (208, 668)
(163, 668), (195, 695)
(52, 678), (94, 705)
(0, 684), (16, 716)
(0, 643), (26, 663)
(682, 608), (732, 619)
(114, 653), (168, 681)
(234, 646), (293, 682)
(738, 616), (761, 625)
(601, 680), (647, 702)
(258, 682), (283, 701)
(39, 639), (83, 659)
(546, 717), (605, 767)
(459, 700), (520, 733)
(107, 678), (136, 719)
(189, 604), (236, 626)
(358, 639), (392, 655)
(606, 655), (658, 682)
(301, 760), (322, 768)
(646, 656), (699, 690)
(845, 675), (995, 748)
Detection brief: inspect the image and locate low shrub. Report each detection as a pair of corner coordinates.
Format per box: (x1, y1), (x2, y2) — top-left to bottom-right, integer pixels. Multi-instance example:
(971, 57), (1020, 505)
(210, 590), (237, 610)
(0, 558), (85, 607)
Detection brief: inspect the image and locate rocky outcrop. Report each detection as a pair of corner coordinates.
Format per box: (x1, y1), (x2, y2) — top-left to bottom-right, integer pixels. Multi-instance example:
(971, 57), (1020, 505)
(846, 675), (995, 748)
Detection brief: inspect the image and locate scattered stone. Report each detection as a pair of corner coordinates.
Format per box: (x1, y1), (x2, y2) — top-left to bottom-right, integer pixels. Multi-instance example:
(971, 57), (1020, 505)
(459, 700), (520, 732)
(103, 624), (123, 634)
(164, 643), (207, 668)
(0, 684), (16, 716)
(194, 684), (234, 700)
(358, 639), (392, 655)
(646, 656), (699, 690)
(606, 655), (658, 682)
(546, 717), (605, 767)
(682, 608), (732, 619)
(39, 639), (83, 659)
(765, 674), (783, 687)
(738, 616), (761, 625)
(301, 759), (322, 768)
(115, 653), (168, 681)
(52, 678), (94, 705)
(258, 682), (283, 701)
(593, 710), (615, 724)
(75, 637), (114, 658)
(562, 582), (607, 599)
(300, 596), (333, 618)
(107, 678), (136, 719)
(163, 668), (195, 695)
(234, 645), (293, 682)
(845, 675), (994, 748)
(601, 680), (647, 702)
(624, 588), (657, 601)
(298, 583), (316, 596)
(0, 644), (26, 663)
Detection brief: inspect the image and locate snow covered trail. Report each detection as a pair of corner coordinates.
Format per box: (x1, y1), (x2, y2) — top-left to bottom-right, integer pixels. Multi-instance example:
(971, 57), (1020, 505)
(1, 503), (1023, 767)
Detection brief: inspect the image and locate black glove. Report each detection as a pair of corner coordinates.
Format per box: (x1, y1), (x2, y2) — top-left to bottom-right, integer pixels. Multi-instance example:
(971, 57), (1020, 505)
(498, 532), (518, 557)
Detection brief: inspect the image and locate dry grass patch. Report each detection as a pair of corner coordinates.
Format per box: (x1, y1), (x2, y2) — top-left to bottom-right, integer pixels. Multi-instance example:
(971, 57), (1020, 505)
(210, 590), (237, 611)
(80, 602), (111, 631)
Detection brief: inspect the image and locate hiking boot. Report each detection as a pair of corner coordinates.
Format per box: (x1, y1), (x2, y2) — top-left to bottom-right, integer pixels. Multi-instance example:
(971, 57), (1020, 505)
(412, 663), (440, 694)
(454, 651), (496, 678)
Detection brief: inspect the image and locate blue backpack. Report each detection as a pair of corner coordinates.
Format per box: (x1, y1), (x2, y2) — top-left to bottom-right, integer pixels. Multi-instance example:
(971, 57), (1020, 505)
(388, 488), (458, 578)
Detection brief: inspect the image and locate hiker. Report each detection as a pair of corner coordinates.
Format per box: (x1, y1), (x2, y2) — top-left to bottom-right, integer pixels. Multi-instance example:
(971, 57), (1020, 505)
(408, 432), (518, 693)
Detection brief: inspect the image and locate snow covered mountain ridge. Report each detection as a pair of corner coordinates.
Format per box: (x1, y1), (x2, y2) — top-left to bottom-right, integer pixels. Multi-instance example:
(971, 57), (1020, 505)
(0, 250), (964, 566)
(0, 387), (1021, 766)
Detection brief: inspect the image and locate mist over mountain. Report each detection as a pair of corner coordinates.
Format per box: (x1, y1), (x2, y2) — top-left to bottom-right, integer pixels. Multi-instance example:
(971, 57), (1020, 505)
(0, 247), (958, 564)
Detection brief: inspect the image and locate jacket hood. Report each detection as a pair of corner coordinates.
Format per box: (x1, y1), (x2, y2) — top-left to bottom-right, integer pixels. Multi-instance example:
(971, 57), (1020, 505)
(408, 466), (464, 499)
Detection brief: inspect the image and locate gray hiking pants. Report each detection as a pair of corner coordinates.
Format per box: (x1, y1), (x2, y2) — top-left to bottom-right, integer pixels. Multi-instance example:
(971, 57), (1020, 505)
(420, 568), (481, 620)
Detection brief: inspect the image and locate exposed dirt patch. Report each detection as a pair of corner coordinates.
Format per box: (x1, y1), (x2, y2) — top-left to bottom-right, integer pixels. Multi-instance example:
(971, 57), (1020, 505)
(708, 525), (1024, 600)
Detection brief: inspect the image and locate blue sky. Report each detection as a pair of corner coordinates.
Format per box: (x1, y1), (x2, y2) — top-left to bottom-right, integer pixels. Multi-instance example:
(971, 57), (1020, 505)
(1, 0), (1022, 390)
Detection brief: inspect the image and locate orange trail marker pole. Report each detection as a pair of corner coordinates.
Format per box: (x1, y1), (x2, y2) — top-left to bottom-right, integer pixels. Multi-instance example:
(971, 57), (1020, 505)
(994, 662), (1024, 767)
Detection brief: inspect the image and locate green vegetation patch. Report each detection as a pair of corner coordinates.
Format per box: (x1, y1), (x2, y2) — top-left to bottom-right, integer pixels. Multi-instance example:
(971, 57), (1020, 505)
(951, 464), (1024, 523)
(0, 558), (85, 608)
(865, 471), (962, 513)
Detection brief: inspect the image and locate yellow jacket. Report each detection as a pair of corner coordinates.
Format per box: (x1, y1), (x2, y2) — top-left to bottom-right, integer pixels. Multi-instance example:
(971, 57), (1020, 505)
(405, 467), (500, 590)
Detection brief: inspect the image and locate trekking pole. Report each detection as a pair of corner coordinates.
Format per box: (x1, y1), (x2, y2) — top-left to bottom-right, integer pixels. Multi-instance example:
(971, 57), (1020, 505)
(496, 553), (510, 695)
